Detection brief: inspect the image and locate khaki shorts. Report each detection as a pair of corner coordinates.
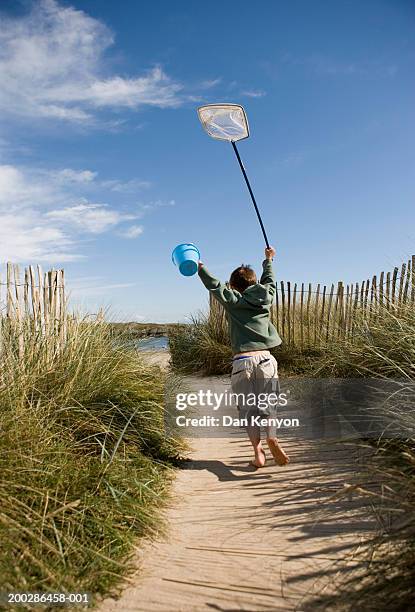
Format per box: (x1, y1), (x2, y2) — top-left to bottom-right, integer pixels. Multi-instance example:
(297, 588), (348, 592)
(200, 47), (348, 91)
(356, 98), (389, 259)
(231, 351), (280, 420)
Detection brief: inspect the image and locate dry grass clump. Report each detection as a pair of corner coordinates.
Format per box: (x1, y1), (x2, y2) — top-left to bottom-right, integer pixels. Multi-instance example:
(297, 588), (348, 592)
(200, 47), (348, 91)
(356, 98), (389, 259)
(169, 311), (232, 375)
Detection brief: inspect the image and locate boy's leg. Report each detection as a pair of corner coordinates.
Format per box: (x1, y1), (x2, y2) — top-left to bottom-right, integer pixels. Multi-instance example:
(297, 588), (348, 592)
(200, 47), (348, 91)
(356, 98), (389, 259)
(257, 355), (290, 466)
(246, 423), (266, 467)
(231, 360), (266, 468)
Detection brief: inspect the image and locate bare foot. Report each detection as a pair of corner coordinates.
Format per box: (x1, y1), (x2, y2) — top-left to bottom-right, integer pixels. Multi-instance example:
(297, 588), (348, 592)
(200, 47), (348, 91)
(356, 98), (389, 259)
(250, 447), (266, 468)
(267, 439), (290, 466)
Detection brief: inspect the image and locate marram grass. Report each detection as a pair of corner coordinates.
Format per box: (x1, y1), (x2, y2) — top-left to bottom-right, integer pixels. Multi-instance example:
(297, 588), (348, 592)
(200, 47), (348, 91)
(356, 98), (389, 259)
(306, 303), (415, 610)
(0, 316), (185, 610)
(168, 309), (322, 376)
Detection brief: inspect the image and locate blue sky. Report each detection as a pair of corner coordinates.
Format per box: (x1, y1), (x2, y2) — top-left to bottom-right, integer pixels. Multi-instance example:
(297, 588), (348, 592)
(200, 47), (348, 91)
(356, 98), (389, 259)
(0, 0), (414, 322)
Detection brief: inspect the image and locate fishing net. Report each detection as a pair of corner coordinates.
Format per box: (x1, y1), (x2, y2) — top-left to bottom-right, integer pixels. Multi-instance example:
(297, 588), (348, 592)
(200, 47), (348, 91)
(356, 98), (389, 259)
(197, 104), (249, 142)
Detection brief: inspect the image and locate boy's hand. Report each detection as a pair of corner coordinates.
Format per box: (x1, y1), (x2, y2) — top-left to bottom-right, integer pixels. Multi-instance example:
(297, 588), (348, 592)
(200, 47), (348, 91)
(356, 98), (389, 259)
(198, 261), (204, 271)
(265, 247), (276, 260)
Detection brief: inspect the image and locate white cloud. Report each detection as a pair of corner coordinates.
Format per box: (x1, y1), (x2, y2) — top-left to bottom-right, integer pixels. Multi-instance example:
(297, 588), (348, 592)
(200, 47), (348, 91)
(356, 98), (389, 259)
(0, 0), (183, 123)
(0, 162), (175, 261)
(0, 212), (77, 263)
(241, 89), (266, 98)
(200, 78), (222, 89)
(102, 178), (152, 192)
(118, 225), (144, 239)
(46, 203), (135, 234)
(0, 163), (145, 261)
(54, 168), (98, 183)
(0, 164), (58, 210)
(51, 169), (151, 192)
(138, 199), (176, 216)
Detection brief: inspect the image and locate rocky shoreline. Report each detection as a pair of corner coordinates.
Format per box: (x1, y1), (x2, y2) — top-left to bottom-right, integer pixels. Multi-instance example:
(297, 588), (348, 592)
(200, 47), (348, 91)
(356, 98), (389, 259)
(110, 322), (185, 338)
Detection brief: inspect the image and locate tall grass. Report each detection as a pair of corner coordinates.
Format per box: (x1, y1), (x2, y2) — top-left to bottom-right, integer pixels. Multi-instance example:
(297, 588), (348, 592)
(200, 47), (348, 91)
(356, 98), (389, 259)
(313, 303), (415, 379)
(0, 316), (185, 608)
(305, 303), (415, 610)
(168, 306), (322, 375)
(169, 311), (232, 375)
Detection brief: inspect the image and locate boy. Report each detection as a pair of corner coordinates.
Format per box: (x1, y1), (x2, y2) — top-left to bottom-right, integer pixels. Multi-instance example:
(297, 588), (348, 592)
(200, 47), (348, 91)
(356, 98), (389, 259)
(198, 246), (289, 468)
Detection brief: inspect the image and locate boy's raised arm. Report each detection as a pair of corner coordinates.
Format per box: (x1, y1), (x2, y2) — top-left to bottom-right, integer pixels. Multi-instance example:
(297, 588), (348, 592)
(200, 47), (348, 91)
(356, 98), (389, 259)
(198, 262), (239, 307)
(260, 246), (276, 296)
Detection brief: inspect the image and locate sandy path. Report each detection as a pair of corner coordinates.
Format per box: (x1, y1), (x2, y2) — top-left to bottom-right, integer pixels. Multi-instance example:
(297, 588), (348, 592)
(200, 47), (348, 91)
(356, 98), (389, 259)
(97, 365), (371, 611)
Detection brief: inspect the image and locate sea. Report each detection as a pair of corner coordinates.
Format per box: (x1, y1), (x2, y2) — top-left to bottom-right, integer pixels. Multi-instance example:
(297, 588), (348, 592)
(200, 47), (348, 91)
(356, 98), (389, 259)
(135, 336), (169, 351)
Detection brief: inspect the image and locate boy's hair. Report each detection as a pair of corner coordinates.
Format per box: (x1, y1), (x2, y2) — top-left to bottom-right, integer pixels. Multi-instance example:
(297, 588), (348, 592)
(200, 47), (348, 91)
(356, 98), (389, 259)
(229, 265), (257, 293)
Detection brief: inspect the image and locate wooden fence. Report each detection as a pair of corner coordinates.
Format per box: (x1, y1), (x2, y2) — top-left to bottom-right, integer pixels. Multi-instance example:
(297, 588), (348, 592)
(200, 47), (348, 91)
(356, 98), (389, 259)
(210, 255), (415, 349)
(0, 262), (67, 356)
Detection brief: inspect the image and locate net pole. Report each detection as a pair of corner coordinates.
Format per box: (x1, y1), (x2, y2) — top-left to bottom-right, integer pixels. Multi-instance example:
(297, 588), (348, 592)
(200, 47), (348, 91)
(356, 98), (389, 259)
(231, 140), (270, 249)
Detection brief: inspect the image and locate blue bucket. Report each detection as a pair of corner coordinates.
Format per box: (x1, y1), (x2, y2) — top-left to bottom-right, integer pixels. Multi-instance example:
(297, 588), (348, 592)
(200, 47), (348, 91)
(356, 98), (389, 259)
(172, 243), (200, 276)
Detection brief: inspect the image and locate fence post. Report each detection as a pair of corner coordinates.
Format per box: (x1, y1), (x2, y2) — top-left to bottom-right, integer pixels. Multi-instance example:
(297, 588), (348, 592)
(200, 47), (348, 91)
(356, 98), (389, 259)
(273, 287), (278, 327)
(379, 271), (384, 307)
(292, 283), (297, 347)
(370, 275), (377, 322)
(6, 262), (13, 319)
(300, 283), (304, 348)
(306, 283), (312, 346)
(403, 259), (411, 304)
(287, 281), (291, 346)
(398, 263), (406, 306)
(280, 281), (286, 343)
(391, 267), (398, 305)
(344, 284), (350, 337)
(326, 283), (334, 342)
(412, 255), (415, 303)
(314, 283), (320, 345)
(385, 271), (391, 308)
(352, 282), (359, 339)
(319, 285), (326, 343)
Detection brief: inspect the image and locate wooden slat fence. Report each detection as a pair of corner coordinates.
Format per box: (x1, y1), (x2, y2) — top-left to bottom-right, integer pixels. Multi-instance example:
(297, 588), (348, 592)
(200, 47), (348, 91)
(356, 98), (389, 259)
(0, 262), (67, 359)
(271, 256), (415, 348)
(211, 256), (415, 349)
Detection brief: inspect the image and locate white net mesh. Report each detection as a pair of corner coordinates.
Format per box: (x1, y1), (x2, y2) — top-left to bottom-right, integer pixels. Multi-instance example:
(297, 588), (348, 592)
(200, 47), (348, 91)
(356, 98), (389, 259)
(197, 104), (249, 141)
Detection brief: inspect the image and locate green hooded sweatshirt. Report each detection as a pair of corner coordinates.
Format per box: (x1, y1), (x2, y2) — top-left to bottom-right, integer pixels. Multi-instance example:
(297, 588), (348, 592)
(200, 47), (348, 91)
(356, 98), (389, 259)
(198, 259), (282, 354)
